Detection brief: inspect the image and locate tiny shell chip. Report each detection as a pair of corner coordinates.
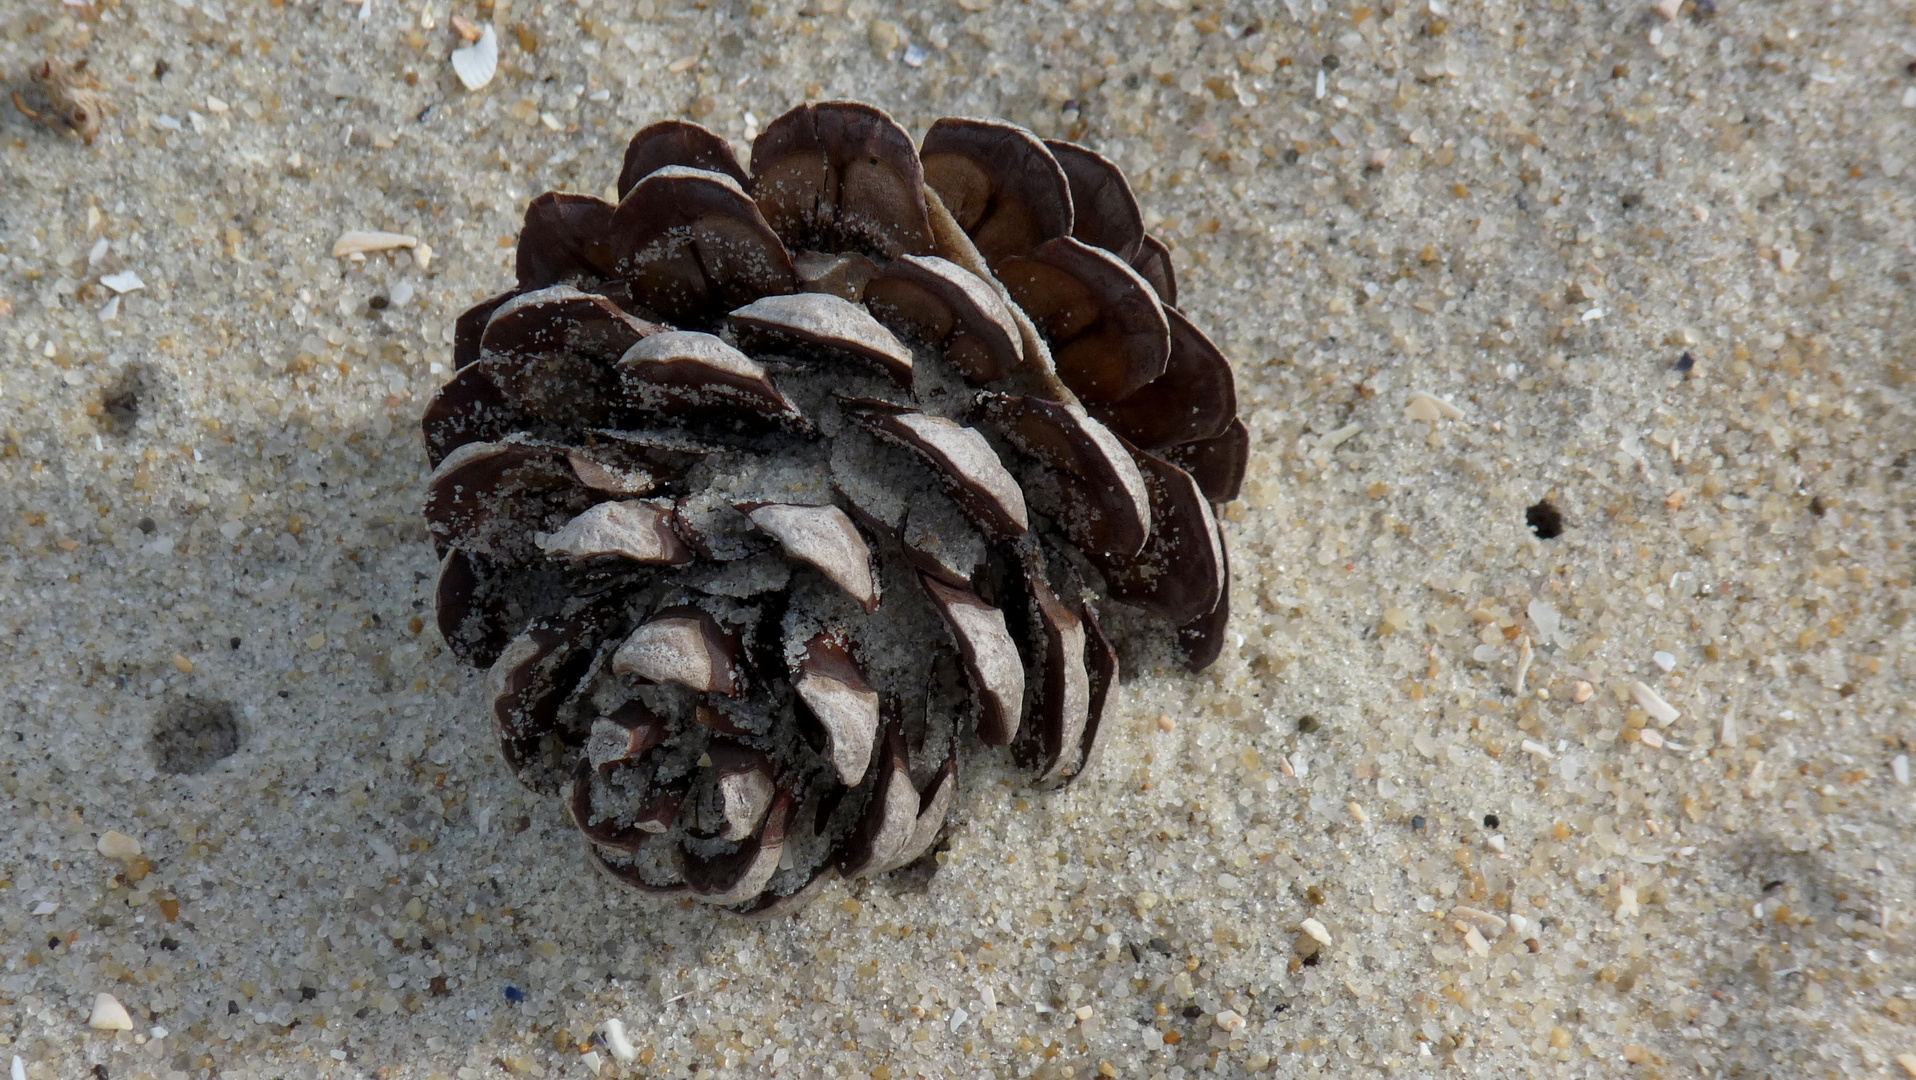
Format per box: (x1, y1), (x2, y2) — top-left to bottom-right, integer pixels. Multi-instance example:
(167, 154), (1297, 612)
(451, 24), (499, 91)
(1629, 681), (1680, 726)
(332, 232), (419, 259)
(89, 992), (135, 1031)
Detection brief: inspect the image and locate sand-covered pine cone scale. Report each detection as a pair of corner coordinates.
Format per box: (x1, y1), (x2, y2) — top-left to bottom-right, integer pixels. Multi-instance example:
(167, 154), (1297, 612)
(422, 101), (1249, 915)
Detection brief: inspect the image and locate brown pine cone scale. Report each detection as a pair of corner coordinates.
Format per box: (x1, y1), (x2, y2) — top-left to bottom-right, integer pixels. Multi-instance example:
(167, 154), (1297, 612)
(425, 102), (1249, 914)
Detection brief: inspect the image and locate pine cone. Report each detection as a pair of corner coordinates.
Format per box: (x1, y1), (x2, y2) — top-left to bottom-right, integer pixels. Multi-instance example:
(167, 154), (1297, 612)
(424, 102), (1248, 915)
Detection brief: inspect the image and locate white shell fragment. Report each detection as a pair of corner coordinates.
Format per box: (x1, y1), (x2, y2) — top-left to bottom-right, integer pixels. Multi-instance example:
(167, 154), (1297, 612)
(1404, 391), (1464, 423)
(1630, 680), (1680, 726)
(601, 1019), (637, 1062)
(98, 270), (145, 294)
(450, 24), (499, 91)
(332, 231), (420, 259)
(1300, 917), (1332, 946)
(88, 992), (135, 1031)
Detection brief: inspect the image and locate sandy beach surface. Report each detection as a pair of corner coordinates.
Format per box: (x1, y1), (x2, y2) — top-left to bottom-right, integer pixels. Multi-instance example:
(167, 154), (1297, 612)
(3, 0), (1914, 1076)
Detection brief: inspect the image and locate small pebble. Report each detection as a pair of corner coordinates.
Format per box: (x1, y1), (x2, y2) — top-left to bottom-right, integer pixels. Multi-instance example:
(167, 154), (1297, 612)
(1300, 918), (1331, 946)
(1616, 885), (1640, 921)
(88, 993), (134, 1031)
(503, 985), (525, 1003)
(1571, 681), (1594, 704)
(1653, 650), (1676, 672)
(96, 831), (142, 859)
(31, 902), (59, 916)
(1410, 815), (1426, 831)
(1892, 754), (1908, 786)
(1214, 1010), (1244, 1033)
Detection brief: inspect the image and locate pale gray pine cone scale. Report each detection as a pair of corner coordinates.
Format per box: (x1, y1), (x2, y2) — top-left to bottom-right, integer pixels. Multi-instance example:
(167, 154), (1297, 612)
(422, 102), (1248, 915)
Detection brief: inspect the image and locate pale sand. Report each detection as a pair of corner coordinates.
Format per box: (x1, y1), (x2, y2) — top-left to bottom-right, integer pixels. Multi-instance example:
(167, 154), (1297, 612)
(3, 0), (1914, 1077)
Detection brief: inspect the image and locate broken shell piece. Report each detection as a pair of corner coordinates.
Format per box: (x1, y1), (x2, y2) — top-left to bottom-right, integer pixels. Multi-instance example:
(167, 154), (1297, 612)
(332, 231), (420, 259)
(89, 992), (135, 1032)
(920, 574), (1026, 745)
(539, 500), (692, 564)
(1630, 680), (1680, 726)
(99, 270), (145, 295)
(846, 401), (1029, 541)
(728, 292), (915, 388)
(744, 503), (879, 612)
(612, 608), (741, 695)
(1404, 391), (1464, 423)
(793, 631), (881, 786)
(450, 24), (499, 91)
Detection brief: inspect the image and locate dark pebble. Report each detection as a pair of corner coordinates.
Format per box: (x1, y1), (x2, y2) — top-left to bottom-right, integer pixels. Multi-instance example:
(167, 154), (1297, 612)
(1321, 54), (1340, 70)
(1411, 815), (1426, 831)
(1483, 813), (1500, 829)
(504, 985), (526, 1003)
(1296, 715), (1320, 734)
(1147, 936), (1173, 955)
(1526, 499), (1563, 539)
(1182, 1005), (1204, 1019)
(1676, 351), (1694, 372)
